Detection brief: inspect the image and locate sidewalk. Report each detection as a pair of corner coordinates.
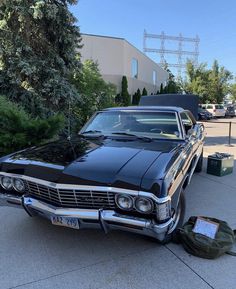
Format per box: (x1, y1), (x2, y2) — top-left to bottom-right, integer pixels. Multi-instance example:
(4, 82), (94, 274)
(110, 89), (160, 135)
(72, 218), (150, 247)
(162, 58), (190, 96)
(166, 143), (236, 289)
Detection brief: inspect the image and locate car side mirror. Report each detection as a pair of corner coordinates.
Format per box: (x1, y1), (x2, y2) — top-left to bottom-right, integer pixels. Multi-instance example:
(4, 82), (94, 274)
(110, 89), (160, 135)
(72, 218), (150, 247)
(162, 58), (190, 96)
(187, 128), (197, 138)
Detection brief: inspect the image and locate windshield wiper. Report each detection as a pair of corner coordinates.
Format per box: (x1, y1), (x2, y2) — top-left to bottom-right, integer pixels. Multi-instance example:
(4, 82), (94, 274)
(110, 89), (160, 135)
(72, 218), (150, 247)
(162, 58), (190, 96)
(110, 132), (153, 142)
(79, 130), (106, 139)
(81, 130), (102, 134)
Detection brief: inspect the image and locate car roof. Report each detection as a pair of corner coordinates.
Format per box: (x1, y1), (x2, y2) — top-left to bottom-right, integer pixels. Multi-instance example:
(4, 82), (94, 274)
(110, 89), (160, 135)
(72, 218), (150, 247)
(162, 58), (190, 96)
(103, 106), (185, 113)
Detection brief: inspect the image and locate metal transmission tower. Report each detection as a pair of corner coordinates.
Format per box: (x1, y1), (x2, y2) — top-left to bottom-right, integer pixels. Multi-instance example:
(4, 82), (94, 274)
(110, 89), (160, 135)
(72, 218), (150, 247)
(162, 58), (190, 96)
(143, 30), (200, 76)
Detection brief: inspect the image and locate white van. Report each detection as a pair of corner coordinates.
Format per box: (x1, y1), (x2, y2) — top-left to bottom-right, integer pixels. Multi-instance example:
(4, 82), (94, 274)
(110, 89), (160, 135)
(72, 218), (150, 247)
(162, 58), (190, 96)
(201, 104), (225, 117)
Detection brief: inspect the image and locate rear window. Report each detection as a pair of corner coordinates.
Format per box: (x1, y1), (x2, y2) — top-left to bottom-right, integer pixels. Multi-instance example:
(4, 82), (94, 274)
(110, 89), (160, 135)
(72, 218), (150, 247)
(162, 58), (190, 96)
(206, 105), (213, 109)
(215, 105), (224, 109)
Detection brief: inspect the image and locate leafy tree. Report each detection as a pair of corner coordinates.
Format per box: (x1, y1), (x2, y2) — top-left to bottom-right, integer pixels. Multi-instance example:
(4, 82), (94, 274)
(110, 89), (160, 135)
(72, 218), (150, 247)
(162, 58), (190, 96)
(72, 60), (117, 128)
(182, 60), (232, 103)
(159, 64), (181, 94)
(208, 60), (232, 103)
(229, 83), (236, 102)
(121, 76), (131, 106)
(166, 70), (180, 93)
(0, 0), (81, 116)
(142, 87), (148, 96)
(0, 95), (64, 156)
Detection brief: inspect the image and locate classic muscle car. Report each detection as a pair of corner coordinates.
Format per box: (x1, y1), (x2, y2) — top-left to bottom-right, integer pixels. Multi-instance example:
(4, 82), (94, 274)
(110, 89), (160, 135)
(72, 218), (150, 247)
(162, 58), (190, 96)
(0, 106), (205, 243)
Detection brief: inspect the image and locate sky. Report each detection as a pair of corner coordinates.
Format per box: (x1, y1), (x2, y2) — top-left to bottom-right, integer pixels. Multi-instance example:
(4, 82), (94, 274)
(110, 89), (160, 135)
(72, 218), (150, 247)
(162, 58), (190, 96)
(70, 0), (236, 77)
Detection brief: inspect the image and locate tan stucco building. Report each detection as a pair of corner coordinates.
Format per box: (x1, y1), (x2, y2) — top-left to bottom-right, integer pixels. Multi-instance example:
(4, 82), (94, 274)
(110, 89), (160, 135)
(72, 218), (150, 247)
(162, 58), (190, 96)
(80, 34), (169, 95)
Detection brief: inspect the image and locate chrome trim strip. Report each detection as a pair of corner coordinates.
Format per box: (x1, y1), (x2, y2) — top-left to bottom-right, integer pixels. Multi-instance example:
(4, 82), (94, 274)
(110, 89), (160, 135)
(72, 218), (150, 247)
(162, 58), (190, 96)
(174, 111), (184, 139)
(24, 197), (99, 220)
(0, 172), (171, 204)
(138, 191), (170, 204)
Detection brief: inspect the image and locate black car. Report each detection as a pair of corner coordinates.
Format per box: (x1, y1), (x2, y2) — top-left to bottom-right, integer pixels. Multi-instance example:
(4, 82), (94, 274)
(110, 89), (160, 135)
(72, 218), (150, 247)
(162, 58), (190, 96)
(198, 107), (213, 120)
(0, 106), (205, 243)
(225, 105), (235, 118)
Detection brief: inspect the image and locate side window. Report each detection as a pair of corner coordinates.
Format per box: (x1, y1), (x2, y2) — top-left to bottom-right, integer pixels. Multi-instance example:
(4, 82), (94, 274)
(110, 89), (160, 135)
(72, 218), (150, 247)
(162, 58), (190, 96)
(131, 58), (138, 79)
(153, 70), (157, 85)
(180, 112), (193, 134)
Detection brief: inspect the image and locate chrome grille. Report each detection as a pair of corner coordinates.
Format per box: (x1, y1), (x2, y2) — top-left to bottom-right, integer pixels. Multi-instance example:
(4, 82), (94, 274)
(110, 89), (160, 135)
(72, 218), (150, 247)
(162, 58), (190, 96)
(25, 181), (116, 209)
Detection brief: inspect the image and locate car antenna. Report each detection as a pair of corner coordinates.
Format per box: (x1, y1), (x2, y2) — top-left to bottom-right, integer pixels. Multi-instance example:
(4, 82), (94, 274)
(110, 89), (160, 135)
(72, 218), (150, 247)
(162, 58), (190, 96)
(67, 94), (72, 141)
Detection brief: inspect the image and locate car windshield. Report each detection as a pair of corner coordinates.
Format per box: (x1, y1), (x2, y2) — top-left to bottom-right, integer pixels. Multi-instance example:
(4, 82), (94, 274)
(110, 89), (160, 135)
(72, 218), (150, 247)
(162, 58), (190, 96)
(81, 110), (181, 139)
(215, 104), (224, 109)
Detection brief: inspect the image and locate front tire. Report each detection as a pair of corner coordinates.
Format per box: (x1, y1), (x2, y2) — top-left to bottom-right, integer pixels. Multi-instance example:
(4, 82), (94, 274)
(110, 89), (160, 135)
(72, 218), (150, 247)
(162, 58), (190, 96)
(161, 190), (186, 244)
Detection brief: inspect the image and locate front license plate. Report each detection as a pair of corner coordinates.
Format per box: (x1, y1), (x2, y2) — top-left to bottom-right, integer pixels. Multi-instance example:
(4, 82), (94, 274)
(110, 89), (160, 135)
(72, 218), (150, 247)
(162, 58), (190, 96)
(51, 216), (80, 229)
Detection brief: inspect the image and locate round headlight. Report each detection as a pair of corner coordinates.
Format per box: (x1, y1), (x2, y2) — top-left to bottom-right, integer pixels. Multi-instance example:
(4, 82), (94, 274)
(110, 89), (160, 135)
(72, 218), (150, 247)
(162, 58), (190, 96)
(116, 194), (133, 210)
(135, 197), (153, 214)
(13, 178), (25, 192)
(0, 176), (13, 190)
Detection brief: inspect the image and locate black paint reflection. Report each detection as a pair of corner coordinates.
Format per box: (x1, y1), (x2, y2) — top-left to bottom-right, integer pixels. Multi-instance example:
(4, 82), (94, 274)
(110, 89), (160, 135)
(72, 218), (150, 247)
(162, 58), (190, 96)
(12, 137), (99, 166)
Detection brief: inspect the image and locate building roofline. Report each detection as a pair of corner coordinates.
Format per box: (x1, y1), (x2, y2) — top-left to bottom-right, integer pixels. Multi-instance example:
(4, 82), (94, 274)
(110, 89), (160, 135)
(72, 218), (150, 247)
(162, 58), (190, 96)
(81, 33), (169, 74)
(81, 33), (125, 41)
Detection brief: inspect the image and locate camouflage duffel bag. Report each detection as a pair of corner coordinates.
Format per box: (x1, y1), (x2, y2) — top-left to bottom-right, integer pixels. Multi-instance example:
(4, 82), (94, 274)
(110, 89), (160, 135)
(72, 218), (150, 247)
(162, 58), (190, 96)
(178, 216), (236, 259)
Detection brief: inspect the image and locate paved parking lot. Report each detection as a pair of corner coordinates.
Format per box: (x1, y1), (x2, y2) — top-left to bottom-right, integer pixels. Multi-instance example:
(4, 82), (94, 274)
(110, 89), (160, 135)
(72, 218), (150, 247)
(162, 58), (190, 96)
(0, 121), (236, 289)
(203, 117), (236, 146)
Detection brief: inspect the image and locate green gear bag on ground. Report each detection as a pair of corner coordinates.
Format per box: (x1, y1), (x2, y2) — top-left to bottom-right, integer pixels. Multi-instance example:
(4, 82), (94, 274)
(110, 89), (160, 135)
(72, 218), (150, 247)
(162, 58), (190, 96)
(178, 216), (236, 259)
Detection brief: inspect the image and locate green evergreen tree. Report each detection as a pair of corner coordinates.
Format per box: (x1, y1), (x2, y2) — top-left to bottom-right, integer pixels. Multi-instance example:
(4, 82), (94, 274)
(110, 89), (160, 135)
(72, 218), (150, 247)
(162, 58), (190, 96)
(136, 88), (141, 104)
(142, 87), (148, 96)
(121, 76), (130, 106)
(132, 88), (142, 105)
(132, 92), (138, 105)
(0, 0), (82, 116)
(163, 85), (168, 93)
(160, 83), (164, 94)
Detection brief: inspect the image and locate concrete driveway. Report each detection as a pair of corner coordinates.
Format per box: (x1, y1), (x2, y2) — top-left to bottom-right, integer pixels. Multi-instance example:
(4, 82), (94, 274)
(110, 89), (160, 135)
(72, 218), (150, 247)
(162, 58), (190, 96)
(0, 122), (236, 289)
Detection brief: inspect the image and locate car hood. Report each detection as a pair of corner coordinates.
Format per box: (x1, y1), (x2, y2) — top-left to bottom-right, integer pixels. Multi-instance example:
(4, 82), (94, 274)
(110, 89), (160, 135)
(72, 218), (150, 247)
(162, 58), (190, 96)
(0, 136), (181, 192)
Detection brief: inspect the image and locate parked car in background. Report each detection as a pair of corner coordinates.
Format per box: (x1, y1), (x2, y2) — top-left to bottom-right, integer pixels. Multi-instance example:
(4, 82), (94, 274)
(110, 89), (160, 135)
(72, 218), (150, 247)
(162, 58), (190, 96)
(224, 105), (235, 118)
(0, 106), (205, 243)
(198, 107), (213, 121)
(201, 104), (225, 118)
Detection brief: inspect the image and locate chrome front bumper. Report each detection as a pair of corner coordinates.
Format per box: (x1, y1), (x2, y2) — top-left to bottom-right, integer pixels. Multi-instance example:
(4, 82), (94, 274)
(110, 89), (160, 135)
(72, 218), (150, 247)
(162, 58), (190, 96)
(0, 193), (174, 241)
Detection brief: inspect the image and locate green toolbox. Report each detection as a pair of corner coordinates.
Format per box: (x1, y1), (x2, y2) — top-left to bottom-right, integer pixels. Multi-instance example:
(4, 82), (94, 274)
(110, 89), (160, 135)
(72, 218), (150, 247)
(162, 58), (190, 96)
(207, 153), (234, 177)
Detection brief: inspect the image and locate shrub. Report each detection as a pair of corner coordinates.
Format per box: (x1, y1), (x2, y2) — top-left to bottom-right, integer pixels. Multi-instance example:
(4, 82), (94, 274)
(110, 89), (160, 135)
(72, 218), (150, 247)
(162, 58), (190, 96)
(121, 76), (131, 106)
(132, 88), (141, 105)
(142, 87), (148, 96)
(0, 96), (64, 156)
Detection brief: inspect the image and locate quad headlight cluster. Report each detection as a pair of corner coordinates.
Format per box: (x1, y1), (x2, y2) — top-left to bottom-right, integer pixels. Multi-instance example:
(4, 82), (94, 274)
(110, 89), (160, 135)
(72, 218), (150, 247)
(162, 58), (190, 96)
(115, 194), (154, 214)
(0, 176), (25, 192)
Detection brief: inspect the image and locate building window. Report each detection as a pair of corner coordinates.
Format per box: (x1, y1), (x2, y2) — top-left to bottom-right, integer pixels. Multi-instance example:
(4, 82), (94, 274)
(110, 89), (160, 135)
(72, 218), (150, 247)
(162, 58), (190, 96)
(131, 58), (138, 79)
(153, 70), (157, 85)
